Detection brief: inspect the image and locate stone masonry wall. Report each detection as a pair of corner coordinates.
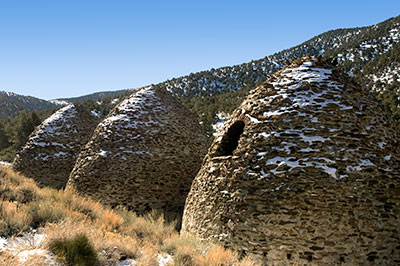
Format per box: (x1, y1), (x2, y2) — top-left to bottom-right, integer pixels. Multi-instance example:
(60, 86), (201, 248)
(182, 56), (400, 265)
(12, 104), (98, 189)
(67, 86), (208, 216)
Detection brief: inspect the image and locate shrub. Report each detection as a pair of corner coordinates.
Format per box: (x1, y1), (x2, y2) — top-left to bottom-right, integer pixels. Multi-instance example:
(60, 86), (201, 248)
(67, 192), (103, 220)
(0, 186), (37, 203)
(28, 200), (66, 228)
(194, 245), (238, 266)
(49, 233), (98, 266)
(98, 209), (123, 231)
(161, 234), (209, 265)
(19, 186), (38, 203)
(0, 167), (262, 265)
(116, 208), (176, 245)
(0, 201), (30, 237)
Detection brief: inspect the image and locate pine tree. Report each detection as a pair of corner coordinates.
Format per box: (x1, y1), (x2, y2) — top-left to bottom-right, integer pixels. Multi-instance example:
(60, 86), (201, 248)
(0, 122), (10, 150)
(30, 111), (41, 128)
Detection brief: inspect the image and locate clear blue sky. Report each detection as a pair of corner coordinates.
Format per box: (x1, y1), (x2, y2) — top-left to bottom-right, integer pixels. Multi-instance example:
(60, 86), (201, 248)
(0, 0), (399, 100)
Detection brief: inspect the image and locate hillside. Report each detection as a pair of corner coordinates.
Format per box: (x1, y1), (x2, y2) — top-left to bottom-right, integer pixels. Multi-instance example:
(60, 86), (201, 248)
(2, 16), (399, 122)
(158, 16), (399, 99)
(0, 92), (129, 162)
(55, 89), (132, 103)
(0, 91), (60, 119)
(173, 15), (400, 135)
(0, 89), (133, 119)
(159, 26), (364, 98)
(1, 15), (400, 154)
(357, 42), (400, 121)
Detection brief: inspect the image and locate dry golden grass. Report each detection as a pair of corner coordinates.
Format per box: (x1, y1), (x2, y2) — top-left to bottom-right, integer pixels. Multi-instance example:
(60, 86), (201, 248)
(1, 250), (58, 266)
(195, 245), (238, 266)
(99, 209), (124, 231)
(0, 201), (30, 236)
(236, 257), (262, 266)
(136, 243), (159, 266)
(194, 246), (261, 266)
(0, 166), (260, 265)
(44, 218), (141, 261)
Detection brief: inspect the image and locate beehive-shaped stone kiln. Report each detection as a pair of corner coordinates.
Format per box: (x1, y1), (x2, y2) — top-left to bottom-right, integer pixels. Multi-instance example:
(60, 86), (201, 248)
(182, 56), (400, 265)
(67, 86), (208, 215)
(12, 104), (98, 189)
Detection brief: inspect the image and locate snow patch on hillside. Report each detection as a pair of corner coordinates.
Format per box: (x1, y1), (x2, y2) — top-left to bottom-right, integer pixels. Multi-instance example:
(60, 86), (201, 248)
(0, 230), (57, 265)
(212, 112), (230, 136)
(49, 99), (71, 106)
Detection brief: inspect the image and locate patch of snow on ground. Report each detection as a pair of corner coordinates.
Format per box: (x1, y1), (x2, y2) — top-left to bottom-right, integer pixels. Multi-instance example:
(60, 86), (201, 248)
(0, 231), (173, 265)
(246, 114), (261, 123)
(158, 254), (173, 266)
(0, 161), (11, 166)
(18, 249), (48, 263)
(272, 142), (297, 154)
(273, 182), (285, 191)
(91, 110), (101, 118)
(0, 230), (58, 265)
(266, 156), (301, 168)
(0, 237), (8, 249)
(117, 259), (137, 266)
(52, 151), (68, 157)
(212, 112), (230, 136)
(259, 132), (271, 139)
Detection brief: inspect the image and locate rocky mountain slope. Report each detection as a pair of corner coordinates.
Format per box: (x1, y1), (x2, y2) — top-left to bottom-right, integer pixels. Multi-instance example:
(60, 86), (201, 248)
(1, 15), (400, 140)
(0, 90), (132, 119)
(0, 91), (60, 119)
(55, 89), (132, 104)
(160, 16), (400, 99)
(358, 42), (400, 120)
(162, 15), (400, 136)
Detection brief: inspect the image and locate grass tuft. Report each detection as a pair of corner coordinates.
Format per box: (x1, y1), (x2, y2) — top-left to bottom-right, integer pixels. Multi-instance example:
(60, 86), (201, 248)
(49, 233), (98, 266)
(28, 200), (66, 228)
(0, 166), (261, 265)
(194, 245), (239, 266)
(0, 201), (30, 236)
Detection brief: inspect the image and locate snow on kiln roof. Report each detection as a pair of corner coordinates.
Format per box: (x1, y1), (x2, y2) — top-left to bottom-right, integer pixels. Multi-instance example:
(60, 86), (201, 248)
(265, 60), (352, 114)
(98, 86), (167, 137)
(24, 104), (78, 150)
(34, 104), (77, 136)
(227, 57), (394, 180)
